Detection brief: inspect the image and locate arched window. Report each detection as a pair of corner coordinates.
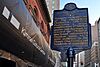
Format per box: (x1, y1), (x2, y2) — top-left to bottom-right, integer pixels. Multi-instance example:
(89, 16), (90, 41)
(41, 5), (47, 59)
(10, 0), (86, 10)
(30, 6), (39, 18)
(41, 21), (44, 30)
(34, 6), (39, 17)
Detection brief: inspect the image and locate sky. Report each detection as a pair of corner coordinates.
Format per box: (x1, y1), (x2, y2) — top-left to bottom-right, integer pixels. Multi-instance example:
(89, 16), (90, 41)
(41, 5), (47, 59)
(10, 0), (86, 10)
(60, 0), (100, 26)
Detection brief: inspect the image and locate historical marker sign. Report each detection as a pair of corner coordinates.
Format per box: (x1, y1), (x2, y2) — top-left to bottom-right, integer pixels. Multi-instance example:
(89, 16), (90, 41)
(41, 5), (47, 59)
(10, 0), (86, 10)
(51, 3), (92, 51)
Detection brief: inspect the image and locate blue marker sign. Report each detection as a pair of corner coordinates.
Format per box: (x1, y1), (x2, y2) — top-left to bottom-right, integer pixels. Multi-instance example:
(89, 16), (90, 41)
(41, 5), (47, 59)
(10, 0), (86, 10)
(51, 3), (92, 51)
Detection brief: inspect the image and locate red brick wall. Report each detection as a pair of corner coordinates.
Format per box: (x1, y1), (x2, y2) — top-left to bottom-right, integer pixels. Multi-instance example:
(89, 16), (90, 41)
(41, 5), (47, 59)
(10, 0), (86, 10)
(23, 0), (50, 44)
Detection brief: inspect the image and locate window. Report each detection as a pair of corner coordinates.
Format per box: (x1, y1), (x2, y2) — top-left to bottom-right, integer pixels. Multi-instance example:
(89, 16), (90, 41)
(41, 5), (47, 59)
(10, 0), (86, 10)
(33, 6), (39, 17)
(0, 57), (16, 67)
(41, 21), (44, 30)
(2, 6), (10, 19)
(10, 15), (20, 29)
(29, 6), (39, 18)
(23, 0), (28, 5)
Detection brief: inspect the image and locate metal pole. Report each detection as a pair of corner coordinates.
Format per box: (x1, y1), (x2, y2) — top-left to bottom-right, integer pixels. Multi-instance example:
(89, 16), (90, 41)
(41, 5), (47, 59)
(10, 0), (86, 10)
(77, 54), (79, 67)
(66, 47), (75, 67)
(68, 57), (73, 67)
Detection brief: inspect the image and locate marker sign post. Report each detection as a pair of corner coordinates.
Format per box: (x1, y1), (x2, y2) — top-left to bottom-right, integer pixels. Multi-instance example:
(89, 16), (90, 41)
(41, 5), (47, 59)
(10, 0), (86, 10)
(51, 3), (92, 67)
(51, 3), (91, 51)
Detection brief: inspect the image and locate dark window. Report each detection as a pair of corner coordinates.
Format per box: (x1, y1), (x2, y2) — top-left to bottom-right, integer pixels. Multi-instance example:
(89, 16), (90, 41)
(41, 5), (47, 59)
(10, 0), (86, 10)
(23, 0), (28, 5)
(41, 21), (44, 30)
(28, 66), (32, 67)
(34, 6), (39, 17)
(0, 57), (16, 67)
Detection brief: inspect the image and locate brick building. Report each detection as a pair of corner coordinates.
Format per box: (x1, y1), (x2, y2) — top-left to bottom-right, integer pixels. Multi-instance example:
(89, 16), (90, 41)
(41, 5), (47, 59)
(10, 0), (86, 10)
(24, 0), (51, 44)
(0, 0), (56, 67)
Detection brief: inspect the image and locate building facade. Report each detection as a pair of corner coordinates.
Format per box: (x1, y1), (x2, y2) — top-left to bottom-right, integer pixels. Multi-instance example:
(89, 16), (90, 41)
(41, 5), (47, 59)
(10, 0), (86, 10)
(46, 0), (60, 15)
(24, 0), (51, 44)
(52, 0), (60, 10)
(90, 21), (99, 67)
(91, 21), (99, 43)
(84, 49), (91, 67)
(97, 18), (100, 67)
(45, 1), (64, 67)
(90, 18), (100, 67)
(45, 0), (52, 19)
(91, 42), (99, 67)
(0, 0), (56, 67)
(74, 51), (85, 67)
(45, 0), (60, 26)
(84, 20), (100, 67)
(97, 18), (100, 45)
